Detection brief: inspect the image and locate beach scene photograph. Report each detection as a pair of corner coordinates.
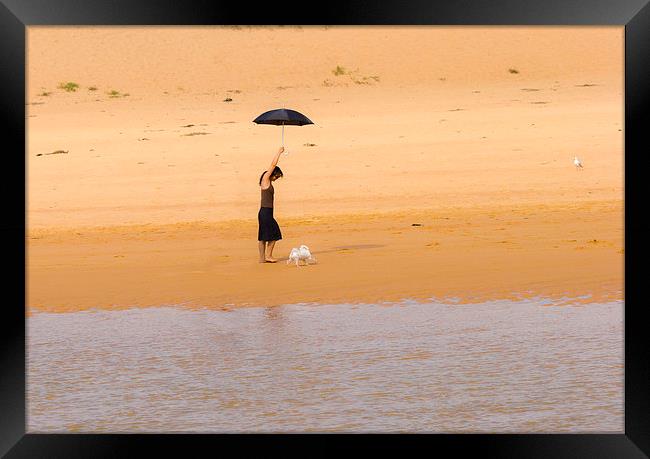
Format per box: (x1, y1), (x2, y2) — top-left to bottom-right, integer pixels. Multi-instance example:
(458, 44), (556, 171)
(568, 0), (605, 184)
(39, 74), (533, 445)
(27, 26), (623, 432)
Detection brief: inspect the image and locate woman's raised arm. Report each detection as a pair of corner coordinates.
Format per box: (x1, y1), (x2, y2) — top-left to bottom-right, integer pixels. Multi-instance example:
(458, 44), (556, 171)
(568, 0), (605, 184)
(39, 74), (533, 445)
(267, 146), (284, 174)
(261, 146), (284, 188)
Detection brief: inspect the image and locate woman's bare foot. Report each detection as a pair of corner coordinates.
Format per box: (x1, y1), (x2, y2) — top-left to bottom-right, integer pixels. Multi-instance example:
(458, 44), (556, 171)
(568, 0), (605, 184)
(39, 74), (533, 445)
(264, 258), (278, 263)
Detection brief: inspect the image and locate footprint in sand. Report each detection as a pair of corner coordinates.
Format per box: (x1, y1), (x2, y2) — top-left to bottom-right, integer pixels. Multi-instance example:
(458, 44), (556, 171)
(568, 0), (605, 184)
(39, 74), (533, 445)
(586, 239), (613, 247)
(182, 132), (211, 136)
(36, 150), (68, 157)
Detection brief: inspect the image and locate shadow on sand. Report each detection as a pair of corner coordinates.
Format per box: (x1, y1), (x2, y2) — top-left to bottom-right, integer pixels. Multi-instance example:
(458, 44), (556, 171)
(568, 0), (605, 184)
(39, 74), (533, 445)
(274, 244), (385, 262)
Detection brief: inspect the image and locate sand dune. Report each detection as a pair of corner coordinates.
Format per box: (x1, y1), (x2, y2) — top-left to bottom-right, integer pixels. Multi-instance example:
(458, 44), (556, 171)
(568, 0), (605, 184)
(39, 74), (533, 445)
(26, 27), (623, 312)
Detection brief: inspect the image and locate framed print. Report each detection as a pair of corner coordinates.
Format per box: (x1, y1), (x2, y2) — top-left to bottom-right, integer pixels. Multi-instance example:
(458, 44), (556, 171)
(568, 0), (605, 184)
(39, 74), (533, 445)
(2, 0), (649, 456)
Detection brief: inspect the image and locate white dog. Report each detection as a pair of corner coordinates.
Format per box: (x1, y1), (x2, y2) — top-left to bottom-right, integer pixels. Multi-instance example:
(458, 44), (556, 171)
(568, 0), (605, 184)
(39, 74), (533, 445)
(287, 245), (317, 266)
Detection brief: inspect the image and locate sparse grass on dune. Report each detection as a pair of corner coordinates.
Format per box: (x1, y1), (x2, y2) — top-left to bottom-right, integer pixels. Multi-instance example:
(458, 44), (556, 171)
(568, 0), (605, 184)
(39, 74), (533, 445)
(352, 75), (380, 85)
(107, 89), (130, 98)
(328, 65), (380, 86)
(58, 82), (79, 92)
(332, 65), (347, 76)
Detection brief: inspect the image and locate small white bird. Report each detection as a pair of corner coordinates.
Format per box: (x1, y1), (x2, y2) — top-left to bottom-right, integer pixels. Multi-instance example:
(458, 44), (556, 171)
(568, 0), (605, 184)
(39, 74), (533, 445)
(573, 156), (583, 170)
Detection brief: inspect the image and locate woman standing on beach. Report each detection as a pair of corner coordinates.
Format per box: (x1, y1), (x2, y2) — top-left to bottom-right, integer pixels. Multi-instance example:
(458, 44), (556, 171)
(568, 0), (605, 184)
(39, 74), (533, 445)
(258, 146), (284, 263)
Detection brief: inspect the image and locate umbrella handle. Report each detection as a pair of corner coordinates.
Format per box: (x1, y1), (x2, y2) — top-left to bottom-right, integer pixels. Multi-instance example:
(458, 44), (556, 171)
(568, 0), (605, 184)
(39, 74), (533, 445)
(281, 123), (288, 154)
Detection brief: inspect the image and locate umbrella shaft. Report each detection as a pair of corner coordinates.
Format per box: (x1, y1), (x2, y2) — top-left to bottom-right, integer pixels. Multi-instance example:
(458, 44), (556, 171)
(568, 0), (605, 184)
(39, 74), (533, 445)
(282, 124), (284, 146)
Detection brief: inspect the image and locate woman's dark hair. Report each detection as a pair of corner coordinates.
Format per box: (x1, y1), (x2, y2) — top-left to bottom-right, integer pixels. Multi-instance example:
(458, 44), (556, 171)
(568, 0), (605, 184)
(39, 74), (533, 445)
(259, 166), (283, 185)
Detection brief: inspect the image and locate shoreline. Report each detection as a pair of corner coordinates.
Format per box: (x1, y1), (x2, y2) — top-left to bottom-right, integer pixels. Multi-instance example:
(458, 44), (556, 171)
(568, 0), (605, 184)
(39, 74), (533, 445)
(28, 296), (624, 316)
(27, 200), (623, 315)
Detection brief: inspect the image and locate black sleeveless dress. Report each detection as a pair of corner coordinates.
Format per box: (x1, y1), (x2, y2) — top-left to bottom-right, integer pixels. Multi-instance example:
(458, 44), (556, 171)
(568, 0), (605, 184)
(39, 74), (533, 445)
(258, 183), (282, 242)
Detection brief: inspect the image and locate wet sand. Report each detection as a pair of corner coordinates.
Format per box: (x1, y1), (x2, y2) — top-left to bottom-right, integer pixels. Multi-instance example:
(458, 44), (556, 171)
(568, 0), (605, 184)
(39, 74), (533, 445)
(27, 200), (622, 313)
(26, 27), (624, 313)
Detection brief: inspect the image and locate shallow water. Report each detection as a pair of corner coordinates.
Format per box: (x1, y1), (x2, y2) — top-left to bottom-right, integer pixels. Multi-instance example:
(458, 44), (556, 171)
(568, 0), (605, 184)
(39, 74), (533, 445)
(27, 298), (623, 433)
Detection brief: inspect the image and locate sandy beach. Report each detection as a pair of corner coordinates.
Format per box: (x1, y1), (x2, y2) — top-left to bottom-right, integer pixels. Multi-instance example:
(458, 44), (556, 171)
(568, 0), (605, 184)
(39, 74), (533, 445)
(26, 26), (624, 313)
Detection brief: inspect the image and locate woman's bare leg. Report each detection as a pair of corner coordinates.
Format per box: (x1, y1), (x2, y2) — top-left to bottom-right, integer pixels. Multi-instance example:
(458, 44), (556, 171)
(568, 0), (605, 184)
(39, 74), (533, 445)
(258, 241), (267, 263)
(265, 240), (278, 262)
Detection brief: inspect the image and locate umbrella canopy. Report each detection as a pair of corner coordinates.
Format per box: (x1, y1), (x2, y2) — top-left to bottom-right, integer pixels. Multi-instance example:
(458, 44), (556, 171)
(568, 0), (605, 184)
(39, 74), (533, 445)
(253, 108), (313, 126)
(253, 108), (314, 147)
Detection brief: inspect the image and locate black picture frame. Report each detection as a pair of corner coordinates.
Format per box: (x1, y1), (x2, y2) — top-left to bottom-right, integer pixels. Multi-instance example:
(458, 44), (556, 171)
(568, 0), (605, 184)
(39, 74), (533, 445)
(2, 0), (648, 456)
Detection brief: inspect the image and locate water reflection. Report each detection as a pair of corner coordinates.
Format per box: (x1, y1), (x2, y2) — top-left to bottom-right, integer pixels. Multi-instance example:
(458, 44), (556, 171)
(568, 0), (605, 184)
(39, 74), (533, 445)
(27, 299), (623, 433)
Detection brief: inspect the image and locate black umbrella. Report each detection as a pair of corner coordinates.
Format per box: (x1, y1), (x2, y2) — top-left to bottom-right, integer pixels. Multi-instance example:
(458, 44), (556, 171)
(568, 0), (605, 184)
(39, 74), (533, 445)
(253, 108), (313, 147)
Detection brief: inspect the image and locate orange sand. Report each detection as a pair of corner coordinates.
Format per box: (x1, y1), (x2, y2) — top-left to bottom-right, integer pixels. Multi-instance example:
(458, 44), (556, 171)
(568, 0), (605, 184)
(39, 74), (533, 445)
(26, 27), (624, 313)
